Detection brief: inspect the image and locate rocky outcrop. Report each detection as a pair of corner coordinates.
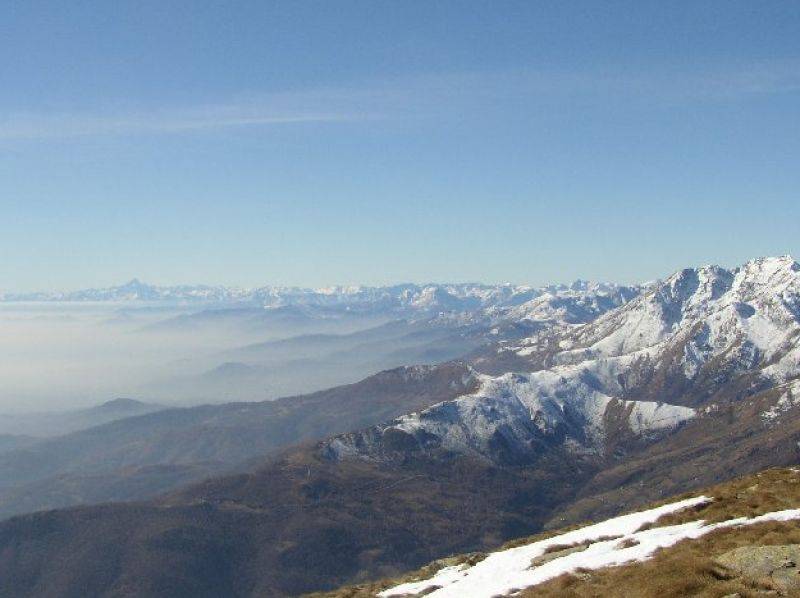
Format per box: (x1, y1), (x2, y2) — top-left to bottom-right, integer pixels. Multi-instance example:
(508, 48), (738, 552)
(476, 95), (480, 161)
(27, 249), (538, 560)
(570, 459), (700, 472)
(715, 544), (800, 593)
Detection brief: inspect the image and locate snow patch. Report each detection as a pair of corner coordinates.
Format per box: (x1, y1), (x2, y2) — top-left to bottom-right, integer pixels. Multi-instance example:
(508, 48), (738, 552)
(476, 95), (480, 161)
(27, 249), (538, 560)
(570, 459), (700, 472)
(380, 498), (800, 598)
(761, 380), (800, 423)
(625, 400), (695, 434)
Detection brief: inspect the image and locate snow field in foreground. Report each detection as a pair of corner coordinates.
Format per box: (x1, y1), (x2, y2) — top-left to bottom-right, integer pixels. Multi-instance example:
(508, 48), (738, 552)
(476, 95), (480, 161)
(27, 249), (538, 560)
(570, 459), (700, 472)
(380, 496), (800, 598)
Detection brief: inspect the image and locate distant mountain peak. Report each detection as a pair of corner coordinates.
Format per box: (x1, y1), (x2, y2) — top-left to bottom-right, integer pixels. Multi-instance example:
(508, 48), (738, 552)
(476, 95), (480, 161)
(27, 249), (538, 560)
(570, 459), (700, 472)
(744, 253), (797, 269)
(120, 278), (147, 288)
(96, 398), (148, 410)
(0, 280), (637, 321)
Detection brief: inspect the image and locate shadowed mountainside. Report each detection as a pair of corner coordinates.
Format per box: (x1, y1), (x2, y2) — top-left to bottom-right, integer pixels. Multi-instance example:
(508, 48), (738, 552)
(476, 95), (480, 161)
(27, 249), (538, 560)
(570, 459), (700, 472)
(0, 364), (477, 520)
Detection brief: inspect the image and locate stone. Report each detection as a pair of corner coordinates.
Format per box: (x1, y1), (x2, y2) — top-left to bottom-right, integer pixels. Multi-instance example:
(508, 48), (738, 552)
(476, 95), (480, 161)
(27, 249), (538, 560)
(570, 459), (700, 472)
(714, 545), (800, 593)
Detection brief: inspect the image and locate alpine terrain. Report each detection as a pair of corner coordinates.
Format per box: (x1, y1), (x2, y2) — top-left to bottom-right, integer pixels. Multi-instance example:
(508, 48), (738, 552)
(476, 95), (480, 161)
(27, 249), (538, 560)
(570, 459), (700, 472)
(0, 256), (798, 597)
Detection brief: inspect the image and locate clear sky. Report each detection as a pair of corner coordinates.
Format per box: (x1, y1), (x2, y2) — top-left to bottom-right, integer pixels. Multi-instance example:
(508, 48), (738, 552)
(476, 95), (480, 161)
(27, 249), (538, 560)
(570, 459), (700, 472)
(2, 1), (799, 291)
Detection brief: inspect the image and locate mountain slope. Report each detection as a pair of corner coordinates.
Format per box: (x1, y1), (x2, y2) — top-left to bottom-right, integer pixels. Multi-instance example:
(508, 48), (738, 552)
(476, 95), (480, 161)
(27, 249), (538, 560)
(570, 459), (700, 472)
(177, 320), (491, 402)
(326, 256), (800, 474)
(0, 364), (477, 519)
(0, 398), (164, 437)
(459, 256), (800, 524)
(0, 440), (610, 597)
(0, 370), (698, 595)
(0, 434), (35, 454)
(319, 468), (800, 598)
(324, 371), (694, 465)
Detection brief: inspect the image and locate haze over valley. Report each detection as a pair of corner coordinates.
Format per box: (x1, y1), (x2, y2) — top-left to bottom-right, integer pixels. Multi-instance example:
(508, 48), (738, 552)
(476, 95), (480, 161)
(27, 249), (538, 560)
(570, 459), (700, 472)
(0, 277), (635, 415)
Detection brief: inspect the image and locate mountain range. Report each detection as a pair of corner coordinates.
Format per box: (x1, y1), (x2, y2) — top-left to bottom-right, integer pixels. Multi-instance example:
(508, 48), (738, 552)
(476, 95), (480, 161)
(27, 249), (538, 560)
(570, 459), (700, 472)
(125, 279), (640, 402)
(0, 277), (638, 317)
(0, 256), (798, 597)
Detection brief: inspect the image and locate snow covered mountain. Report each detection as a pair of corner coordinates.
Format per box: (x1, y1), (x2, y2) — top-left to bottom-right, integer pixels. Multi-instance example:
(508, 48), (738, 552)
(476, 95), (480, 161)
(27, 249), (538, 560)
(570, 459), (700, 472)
(325, 369), (695, 465)
(485, 281), (640, 326)
(489, 256), (800, 410)
(321, 256), (800, 481)
(509, 256), (797, 364)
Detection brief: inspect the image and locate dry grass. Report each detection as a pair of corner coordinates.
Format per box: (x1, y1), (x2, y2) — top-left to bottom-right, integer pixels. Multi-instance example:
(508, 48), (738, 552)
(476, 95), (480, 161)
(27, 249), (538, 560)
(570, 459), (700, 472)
(302, 552), (486, 598)
(497, 524), (591, 550)
(521, 467), (800, 598)
(644, 468), (800, 529)
(520, 519), (800, 597)
(616, 537), (640, 549)
(541, 535), (622, 556)
(542, 542), (586, 555)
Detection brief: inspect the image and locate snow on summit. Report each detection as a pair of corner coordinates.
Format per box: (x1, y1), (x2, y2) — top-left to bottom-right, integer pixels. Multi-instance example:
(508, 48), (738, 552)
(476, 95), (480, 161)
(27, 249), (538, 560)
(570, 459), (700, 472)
(507, 256), (800, 388)
(326, 367), (695, 463)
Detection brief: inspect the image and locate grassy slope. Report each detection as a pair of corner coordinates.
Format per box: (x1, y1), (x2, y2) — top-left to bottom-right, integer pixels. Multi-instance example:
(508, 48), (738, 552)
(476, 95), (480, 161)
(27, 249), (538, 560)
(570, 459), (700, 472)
(310, 467), (800, 598)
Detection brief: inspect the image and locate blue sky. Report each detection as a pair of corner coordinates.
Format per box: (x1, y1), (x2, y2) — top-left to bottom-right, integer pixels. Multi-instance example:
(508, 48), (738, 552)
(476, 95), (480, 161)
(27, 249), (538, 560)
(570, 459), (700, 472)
(2, 1), (799, 291)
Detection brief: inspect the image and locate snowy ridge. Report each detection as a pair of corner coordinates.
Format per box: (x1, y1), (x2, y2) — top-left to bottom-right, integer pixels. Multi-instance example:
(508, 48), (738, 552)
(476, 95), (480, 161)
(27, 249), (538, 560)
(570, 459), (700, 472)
(505, 256), (800, 400)
(589, 257), (797, 374)
(327, 257), (800, 464)
(487, 282), (639, 326)
(379, 497), (800, 598)
(326, 368), (695, 462)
